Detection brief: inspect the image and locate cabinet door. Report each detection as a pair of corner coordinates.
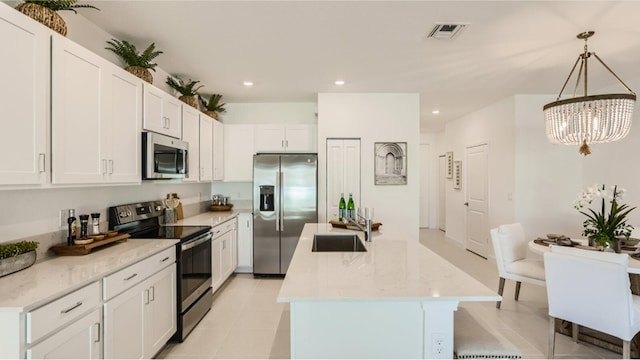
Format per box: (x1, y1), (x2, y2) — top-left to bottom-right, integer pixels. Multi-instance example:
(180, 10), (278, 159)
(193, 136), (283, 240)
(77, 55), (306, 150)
(27, 309), (102, 359)
(285, 125), (316, 152)
(104, 281), (145, 359)
(142, 84), (165, 135)
(199, 115), (213, 181)
(224, 125), (255, 181)
(144, 265), (177, 358)
(220, 230), (234, 280)
(213, 119), (224, 181)
(182, 106), (200, 182)
(254, 125), (285, 152)
(232, 218), (238, 271)
(236, 214), (253, 273)
(105, 67), (142, 183)
(211, 236), (223, 293)
(163, 97), (183, 139)
(0, 5), (48, 186)
(326, 139), (361, 222)
(51, 34), (106, 184)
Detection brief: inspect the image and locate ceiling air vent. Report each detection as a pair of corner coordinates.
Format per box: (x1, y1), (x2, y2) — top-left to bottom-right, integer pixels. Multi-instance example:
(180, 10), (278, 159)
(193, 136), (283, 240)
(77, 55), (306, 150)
(427, 23), (467, 40)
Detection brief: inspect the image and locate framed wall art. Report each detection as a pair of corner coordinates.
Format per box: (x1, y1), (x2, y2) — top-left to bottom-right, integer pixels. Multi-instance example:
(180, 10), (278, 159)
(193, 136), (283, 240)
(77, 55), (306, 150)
(374, 142), (407, 185)
(453, 160), (462, 189)
(446, 151), (453, 179)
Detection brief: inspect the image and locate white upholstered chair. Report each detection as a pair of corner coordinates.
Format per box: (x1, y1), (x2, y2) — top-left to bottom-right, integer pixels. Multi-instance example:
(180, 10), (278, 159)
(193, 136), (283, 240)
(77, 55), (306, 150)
(544, 246), (640, 359)
(490, 223), (546, 309)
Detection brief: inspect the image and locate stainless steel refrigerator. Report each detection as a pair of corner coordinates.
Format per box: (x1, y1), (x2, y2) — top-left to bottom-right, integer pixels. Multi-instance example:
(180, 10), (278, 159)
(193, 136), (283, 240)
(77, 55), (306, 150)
(253, 153), (318, 275)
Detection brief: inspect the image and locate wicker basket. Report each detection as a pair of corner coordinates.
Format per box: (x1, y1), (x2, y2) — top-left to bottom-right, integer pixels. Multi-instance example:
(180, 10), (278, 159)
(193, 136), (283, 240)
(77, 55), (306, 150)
(125, 66), (153, 84)
(16, 3), (67, 36)
(204, 110), (219, 120)
(179, 95), (199, 109)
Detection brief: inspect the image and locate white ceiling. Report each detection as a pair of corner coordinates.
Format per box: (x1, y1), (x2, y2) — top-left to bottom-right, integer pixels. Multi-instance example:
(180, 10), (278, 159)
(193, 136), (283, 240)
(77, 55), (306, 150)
(80, 1), (640, 132)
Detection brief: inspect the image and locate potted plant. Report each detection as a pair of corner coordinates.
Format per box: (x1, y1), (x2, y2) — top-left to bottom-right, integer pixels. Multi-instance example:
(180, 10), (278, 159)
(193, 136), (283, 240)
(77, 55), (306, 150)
(0, 240), (39, 277)
(199, 93), (226, 120)
(574, 184), (635, 252)
(166, 76), (204, 109)
(105, 38), (163, 84)
(15, 0), (99, 37)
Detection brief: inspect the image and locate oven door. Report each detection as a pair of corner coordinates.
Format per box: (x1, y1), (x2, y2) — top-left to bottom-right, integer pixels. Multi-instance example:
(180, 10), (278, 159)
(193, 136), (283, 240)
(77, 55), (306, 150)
(180, 232), (212, 311)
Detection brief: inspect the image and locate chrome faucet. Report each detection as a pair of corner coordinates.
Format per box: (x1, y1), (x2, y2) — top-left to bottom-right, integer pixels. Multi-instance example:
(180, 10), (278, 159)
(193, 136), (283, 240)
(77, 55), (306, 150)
(344, 213), (373, 242)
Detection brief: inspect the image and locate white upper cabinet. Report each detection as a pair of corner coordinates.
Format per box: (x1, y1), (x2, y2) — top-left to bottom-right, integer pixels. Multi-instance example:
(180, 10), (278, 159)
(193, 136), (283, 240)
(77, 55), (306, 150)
(199, 114), (214, 182)
(51, 34), (142, 185)
(254, 124), (316, 153)
(51, 34), (106, 185)
(143, 84), (182, 139)
(224, 124), (255, 182)
(103, 67), (142, 184)
(181, 106), (200, 183)
(0, 4), (49, 186)
(213, 119), (224, 181)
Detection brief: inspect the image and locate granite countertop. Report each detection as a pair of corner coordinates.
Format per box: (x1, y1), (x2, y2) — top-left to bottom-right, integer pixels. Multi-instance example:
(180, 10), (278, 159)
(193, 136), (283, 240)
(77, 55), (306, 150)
(173, 209), (252, 227)
(278, 223), (500, 302)
(0, 239), (178, 311)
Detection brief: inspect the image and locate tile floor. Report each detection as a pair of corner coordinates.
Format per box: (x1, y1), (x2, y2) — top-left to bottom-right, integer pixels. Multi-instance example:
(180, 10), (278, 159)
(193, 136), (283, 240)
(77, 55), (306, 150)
(158, 228), (620, 359)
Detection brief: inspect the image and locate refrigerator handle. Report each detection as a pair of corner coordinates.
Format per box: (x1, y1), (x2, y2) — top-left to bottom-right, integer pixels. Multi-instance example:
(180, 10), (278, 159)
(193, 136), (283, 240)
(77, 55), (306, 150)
(275, 171), (280, 232)
(280, 171), (285, 231)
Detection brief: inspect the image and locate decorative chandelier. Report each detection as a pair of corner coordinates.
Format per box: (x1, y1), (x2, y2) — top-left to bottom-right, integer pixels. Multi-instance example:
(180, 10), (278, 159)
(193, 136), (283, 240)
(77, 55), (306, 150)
(543, 31), (636, 156)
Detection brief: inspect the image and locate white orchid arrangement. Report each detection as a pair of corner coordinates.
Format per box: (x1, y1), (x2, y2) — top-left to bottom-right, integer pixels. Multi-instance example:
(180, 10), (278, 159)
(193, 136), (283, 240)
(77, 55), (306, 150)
(574, 184), (635, 246)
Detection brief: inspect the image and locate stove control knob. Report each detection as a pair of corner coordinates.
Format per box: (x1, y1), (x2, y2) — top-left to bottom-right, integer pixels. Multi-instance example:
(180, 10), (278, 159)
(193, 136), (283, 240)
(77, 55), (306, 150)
(119, 211), (127, 218)
(127, 210), (132, 217)
(155, 205), (162, 211)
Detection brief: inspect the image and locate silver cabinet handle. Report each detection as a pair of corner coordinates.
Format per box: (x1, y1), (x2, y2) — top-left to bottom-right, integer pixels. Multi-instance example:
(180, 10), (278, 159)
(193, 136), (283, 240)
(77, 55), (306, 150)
(93, 322), (100, 343)
(167, 117), (171, 129)
(286, 140), (289, 148)
(161, 256), (170, 262)
(150, 286), (155, 302)
(109, 160), (114, 174)
(102, 159), (108, 175)
(144, 289), (150, 305)
(124, 273), (138, 281)
(38, 153), (45, 173)
(60, 301), (82, 314)
(281, 140), (284, 148)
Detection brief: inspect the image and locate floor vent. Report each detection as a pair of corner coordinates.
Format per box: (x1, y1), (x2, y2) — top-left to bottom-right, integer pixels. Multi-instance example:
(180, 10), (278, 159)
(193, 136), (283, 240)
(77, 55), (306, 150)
(427, 23), (467, 40)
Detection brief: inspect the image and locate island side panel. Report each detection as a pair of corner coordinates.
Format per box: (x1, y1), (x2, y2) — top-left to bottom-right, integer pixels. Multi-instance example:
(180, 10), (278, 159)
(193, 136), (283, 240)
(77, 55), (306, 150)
(421, 301), (458, 359)
(289, 300), (424, 359)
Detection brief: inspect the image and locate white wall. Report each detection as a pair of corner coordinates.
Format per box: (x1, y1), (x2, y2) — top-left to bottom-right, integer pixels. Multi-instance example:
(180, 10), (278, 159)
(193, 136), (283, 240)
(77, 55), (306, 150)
(220, 102), (317, 124)
(420, 133), (438, 228)
(318, 93), (421, 241)
(441, 97), (516, 244)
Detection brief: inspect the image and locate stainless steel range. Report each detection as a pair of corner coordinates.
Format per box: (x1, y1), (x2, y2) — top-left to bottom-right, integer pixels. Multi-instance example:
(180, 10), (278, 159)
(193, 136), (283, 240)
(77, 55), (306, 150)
(108, 201), (212, 342)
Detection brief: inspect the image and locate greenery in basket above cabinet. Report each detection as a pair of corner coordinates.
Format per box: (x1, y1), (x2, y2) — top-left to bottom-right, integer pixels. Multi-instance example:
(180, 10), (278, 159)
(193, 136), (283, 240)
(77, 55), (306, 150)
(166, 75), (204, 109)
(199, 93), (226, 120)
(15, 0), (99, 37)
(105, 38), (163, 84)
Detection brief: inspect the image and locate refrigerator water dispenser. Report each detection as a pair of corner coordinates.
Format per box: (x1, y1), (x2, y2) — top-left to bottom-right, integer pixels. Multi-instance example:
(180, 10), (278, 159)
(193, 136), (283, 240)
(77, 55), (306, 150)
(259, 185), (275, 211)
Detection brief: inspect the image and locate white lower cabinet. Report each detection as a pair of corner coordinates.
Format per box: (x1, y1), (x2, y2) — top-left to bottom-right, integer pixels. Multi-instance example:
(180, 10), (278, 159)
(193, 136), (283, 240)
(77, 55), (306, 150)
(212, 219), (238, 293)
(104, 263), (176, 359)
(236, 213), (253, 273)
(27, 309), (102, 359)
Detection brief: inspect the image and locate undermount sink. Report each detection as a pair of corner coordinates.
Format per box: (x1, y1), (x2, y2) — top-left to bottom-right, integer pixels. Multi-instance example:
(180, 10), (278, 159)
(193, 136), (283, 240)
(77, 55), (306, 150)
(312, 234), (367, 252)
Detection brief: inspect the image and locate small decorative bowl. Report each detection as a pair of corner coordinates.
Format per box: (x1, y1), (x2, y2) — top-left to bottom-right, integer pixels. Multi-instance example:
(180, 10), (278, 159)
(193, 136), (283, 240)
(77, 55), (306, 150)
(89, 234), (105, 241)
(101, 230), (118, 238)
(547, 234), (561, 239)
(74, 238), (94, 245)
(622, 238), (640, 246)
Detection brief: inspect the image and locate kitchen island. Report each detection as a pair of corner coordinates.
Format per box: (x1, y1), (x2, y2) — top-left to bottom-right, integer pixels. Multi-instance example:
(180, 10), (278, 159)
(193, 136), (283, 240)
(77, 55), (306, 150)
(277, 223), (500, 359)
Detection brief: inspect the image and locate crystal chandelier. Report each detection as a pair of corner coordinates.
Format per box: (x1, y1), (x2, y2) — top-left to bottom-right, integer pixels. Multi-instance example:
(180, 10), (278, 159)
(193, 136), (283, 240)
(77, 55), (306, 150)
(543, 31), (636, 155)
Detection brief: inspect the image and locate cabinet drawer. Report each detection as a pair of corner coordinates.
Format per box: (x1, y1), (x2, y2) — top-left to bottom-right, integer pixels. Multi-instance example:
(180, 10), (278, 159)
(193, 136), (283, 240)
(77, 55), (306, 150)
(27, 281), (100, 344)
(103, 247), (175, 301)
(213, 220), (234, 238)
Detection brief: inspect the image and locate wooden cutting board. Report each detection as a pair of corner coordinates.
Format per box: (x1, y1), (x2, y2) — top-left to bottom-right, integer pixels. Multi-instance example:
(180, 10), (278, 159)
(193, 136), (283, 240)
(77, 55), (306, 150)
(50, 233), (129, 256)
(329, 220), (381, 231)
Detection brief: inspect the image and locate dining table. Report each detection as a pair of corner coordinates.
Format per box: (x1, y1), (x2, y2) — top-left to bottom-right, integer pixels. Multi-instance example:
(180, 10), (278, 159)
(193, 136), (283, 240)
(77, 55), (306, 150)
(529, 237), (640, 357)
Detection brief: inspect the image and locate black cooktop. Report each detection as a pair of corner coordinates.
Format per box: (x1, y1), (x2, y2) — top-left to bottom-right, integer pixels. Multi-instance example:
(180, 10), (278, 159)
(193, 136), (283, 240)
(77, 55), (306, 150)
(129, 225), (211, 242)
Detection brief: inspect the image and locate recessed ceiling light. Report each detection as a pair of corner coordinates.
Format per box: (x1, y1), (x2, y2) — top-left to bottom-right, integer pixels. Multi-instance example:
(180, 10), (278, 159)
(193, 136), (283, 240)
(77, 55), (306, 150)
(243, 81), (253, 86)
(335, 80), (345, 86)
(432, 109), (440, 114)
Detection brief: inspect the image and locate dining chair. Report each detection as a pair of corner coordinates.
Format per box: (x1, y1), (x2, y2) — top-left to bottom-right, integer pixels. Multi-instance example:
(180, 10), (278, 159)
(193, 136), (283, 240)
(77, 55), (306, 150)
(544, 247), (640, 359)
(490, 223), (546, 309)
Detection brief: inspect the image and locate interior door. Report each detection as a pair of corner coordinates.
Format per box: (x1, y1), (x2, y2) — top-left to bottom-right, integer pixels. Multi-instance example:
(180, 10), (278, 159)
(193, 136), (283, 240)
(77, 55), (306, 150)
(438, 155), (446, 231)
(420, 144), (430, 228)
(465, 144), (489, 258)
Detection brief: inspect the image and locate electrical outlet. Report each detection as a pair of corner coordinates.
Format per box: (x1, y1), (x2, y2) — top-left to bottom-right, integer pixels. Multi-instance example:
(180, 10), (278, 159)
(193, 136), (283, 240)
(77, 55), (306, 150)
(432, 333), (446, 357)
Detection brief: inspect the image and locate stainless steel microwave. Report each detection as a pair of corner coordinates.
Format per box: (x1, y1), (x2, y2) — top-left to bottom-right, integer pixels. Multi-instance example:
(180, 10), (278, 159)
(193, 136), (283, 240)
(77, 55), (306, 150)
(142, 132), (188, 179)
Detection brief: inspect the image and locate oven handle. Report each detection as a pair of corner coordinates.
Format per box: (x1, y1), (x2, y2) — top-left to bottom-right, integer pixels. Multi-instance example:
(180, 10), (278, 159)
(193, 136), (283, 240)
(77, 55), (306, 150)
(181, 232), (213, 251)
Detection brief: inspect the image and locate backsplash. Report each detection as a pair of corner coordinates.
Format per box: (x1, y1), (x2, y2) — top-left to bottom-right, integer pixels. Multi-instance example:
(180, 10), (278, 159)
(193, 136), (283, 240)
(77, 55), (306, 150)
(12, 200), (211, 262)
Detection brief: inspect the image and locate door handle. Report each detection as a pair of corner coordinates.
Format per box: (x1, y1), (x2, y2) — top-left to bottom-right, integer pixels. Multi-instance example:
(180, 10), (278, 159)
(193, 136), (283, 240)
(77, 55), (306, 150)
(280, 172), (284, 231)
(38, 153), (46, 173)
(109, 159), (114, 174)
(275, 172), (280, 231)
(464, 202), (469, 206)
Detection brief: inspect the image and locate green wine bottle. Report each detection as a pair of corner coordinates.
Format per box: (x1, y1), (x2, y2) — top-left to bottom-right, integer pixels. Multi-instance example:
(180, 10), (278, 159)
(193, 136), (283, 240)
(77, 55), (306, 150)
(339, 193), (346, 221)
(347, 193), (355, 220)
